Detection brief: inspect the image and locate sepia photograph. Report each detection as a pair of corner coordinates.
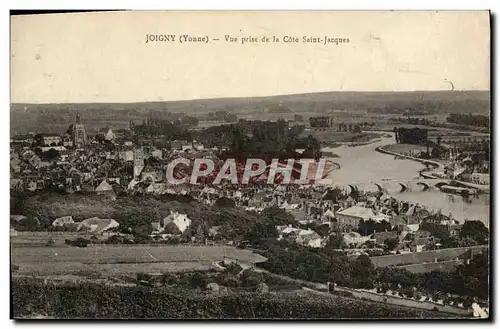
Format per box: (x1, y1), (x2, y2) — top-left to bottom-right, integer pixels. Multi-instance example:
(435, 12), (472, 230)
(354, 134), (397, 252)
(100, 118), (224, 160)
(9, 10), (491, 319)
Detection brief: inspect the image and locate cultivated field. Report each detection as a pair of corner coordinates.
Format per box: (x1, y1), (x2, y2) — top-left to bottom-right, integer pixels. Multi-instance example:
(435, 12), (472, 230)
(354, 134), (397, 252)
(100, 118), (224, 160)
(370, 246), (488, 268)
(11, 243), (267, 276)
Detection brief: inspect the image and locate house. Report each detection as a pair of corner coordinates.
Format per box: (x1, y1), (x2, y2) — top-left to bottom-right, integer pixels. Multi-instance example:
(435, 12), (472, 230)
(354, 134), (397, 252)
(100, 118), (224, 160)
(10, 215), (27, 223)
(342, 231), (373, 247)
(95, 180), (113, 193)
(10, 158), (21, 173)
(26, 180), (37, 192)
(447, 224), (463, 237)
(171, 140), (183, 151)
(151, 221), (161, 232)
(206, 282), (220, 293)
(52, 216), (75, 227)
(288, 208), (307, 222)
(119, 150), (134, 162)
(405, 224), (420, 232)
(410, 237), (429, 252)
(336, 206), (376, 232)
(107, 177), (120, 185)
(40, 146), (67, 153)
(296, 229), (323, 248)
(78, 217), (120, 234)
(144, 183), (165, 194)
(371, 214), (392, 223)
(471, 173), (489, 185)
(208, 226), (221, 238)
(141, 167), (163, 183)
(34, 134), (63, 147)
(162, 211), (192, 233)
(279, 201), (300, 210)
(105, 128), (116, 141)
(128, 178), (140, 190)
(10, 179), (23, 191)
(321, 209), (335, 221)
(151, 149), (163, 159)
(276, 224), (300, 237)
(11, 134), (34, 145)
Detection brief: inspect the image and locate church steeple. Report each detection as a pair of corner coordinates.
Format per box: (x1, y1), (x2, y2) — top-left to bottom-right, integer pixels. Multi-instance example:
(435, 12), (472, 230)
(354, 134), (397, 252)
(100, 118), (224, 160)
(73, 112), (87, 147)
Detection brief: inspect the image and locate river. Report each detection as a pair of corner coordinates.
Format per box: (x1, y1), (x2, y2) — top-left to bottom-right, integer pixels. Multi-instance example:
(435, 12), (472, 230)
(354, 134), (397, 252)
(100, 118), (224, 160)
(323, 134), (490, 227)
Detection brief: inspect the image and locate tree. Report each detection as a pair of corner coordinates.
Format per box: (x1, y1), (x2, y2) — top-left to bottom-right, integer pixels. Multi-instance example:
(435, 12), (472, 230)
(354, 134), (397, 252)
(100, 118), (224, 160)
(351, 255), (376, 289)
(164, 222), (181, 235)
(189, 272), (208, 289)
(401, 287), (414, 298)
(262, 206), (296, 226)
(460, 220), (488, 245)
(224, 262), (243, 275)
(384, 238), (399, 251)
(240, 269), (264, 287)
(325, 234), (346, 250)
(161, 273), (179, 285)
(41, 148), (60, 161)
(359, 219), (391, 236)
(217, 272), (239, 287)
(214, 197), (236, 208)
(246, 220), (278, 243)
(462, 297), (473, 308)
(133, 222), (153, 238)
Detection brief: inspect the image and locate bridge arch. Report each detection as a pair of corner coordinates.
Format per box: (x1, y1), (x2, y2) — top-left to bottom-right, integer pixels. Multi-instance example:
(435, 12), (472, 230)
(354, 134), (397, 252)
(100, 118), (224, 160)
(416, 181), (430, 191)
(348, 184), (359, 193)
(374, 183), (386, 193)
(435, 182), (448, 189)
(399, 182), (408, 192)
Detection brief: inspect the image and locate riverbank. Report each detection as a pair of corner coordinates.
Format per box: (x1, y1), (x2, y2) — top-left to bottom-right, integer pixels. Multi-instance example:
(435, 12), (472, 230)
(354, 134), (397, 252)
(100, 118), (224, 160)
(376, 144), (489, 194)
(375, 144), (444, 169)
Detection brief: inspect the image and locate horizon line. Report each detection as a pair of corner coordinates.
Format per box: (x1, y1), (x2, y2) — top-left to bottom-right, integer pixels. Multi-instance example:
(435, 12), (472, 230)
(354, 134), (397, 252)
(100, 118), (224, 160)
(11, 89), (490, 106)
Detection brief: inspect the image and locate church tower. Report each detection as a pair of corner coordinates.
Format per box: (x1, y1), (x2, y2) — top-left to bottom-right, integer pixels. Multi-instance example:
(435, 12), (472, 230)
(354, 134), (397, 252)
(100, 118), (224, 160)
(73, 112), (87, 147)
(133, 147), (145, 178)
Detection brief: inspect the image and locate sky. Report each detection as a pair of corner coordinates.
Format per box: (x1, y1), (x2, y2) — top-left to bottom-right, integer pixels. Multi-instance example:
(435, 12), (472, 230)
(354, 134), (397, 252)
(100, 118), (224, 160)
(11, 11), (490, 103)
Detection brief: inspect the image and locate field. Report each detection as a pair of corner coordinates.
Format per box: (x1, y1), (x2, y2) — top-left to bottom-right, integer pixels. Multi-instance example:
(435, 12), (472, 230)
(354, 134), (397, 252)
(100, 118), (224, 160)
(10, 90), (490, 134)
(11, 241), (267, 276)
(370, 246), (488, 268)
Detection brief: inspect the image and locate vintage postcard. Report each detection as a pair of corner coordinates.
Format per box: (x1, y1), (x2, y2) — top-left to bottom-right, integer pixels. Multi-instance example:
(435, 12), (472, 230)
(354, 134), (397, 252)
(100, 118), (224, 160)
(10, 10), (490, 319)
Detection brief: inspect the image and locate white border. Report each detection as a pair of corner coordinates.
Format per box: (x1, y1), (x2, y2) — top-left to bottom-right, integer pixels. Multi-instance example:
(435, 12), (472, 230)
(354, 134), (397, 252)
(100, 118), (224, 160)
(2, 1), (498, 328)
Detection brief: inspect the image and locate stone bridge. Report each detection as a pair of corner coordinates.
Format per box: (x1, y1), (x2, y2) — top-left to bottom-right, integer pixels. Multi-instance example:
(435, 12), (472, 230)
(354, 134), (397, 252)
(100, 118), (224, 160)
(333, 178), (452, 193)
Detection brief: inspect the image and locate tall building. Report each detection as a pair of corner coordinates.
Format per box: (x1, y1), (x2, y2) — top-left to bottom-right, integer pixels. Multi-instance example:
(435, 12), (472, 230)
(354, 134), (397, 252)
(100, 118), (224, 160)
(72, 113), (87, 147)
(133, 147), (145, 178)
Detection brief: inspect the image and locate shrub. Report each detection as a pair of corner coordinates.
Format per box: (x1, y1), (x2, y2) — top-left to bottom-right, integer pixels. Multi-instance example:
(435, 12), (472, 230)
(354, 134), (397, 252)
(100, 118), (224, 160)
(189, 272), (208, 289)
(137, 273), (152, 282)
(217, 273), (240, 288)
(161, 273), (179, 286)
(224, 262), (243, 275)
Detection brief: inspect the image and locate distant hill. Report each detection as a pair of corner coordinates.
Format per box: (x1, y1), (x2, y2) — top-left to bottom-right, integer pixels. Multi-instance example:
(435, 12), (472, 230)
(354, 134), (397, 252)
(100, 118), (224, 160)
(10, 90), (490, 134)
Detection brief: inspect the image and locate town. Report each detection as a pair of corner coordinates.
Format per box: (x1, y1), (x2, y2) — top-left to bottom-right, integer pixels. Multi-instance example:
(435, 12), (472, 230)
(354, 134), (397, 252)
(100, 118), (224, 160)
(11, 106), (490, 319)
